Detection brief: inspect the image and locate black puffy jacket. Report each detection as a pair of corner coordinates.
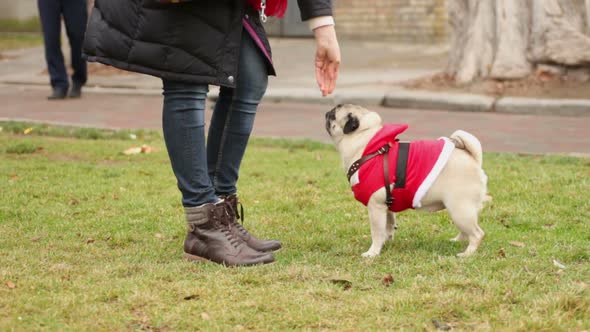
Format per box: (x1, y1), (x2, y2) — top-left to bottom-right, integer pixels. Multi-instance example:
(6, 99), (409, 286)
(82, 0), (331, 88)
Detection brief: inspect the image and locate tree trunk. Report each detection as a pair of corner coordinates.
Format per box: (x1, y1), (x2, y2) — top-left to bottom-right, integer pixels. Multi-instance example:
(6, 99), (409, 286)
(447, 0), (590, 84)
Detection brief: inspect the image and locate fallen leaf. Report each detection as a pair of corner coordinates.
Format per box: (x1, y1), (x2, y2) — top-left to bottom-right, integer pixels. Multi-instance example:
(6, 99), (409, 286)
(122, 146), (142, 155)
(553, 259), (567, 269)
(543, 223), (556, 229)
(154, 233), (164, 239)
(123, 145), (158, 155)
(498, 248), (506, 258)
(31, 236), (41, 242)
(509, 241), (525, 248)
(69, 198), (80, 206)
(382, 274), (394, 287)
(184, 294), (200, 300)
(6, 281), (16, 289)
(432, 318), (451, 331)
(86, 238), (95, 244)
(23, 127), (34, 135)
(201, 312), (211, 320)
(9, 174), (18, 180)
(140, 145), (157, 154)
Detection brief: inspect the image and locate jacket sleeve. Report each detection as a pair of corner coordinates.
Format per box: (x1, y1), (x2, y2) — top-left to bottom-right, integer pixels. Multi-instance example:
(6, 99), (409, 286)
(297, 0), (332, 21)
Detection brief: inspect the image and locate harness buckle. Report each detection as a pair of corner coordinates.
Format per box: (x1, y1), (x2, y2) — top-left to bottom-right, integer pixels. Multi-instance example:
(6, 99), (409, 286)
(385, 196), (394, 207)
(378, 144), (391, 155)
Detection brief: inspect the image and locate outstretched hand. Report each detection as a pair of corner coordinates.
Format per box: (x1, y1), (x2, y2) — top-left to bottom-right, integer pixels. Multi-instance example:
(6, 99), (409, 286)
(314, 25), (341, 96)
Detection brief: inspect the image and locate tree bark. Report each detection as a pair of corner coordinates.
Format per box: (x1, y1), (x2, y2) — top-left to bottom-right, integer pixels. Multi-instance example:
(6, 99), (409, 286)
(447, 0), (590, 83)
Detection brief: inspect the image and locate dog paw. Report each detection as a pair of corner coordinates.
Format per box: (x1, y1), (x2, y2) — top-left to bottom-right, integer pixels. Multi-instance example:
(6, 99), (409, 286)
(361, 251), (379, 258)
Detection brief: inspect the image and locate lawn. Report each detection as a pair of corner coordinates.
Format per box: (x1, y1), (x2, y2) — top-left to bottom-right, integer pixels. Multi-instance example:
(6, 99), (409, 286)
(0, 18), (42, 51)
(0, 122), (589, 331)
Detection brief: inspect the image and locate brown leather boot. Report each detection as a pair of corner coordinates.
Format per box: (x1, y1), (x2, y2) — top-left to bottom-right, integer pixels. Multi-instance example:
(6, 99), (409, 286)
(223, 194), (282, 252)
(184, 201), (275, 267)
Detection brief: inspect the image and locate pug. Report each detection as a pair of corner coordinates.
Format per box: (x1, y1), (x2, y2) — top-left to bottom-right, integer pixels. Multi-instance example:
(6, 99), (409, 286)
(325, 104), (488, 258)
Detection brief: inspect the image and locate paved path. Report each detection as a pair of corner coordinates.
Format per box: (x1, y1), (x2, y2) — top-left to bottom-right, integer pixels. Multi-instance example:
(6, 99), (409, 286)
(2, 85), (589, 156)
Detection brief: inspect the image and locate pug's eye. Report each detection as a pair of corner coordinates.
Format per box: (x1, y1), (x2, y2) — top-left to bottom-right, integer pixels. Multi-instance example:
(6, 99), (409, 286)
(343, 113), (359, 134)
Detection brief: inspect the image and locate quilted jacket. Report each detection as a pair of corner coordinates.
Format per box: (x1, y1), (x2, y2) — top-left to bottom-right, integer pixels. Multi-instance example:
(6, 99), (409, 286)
(83, 0), (332, 87)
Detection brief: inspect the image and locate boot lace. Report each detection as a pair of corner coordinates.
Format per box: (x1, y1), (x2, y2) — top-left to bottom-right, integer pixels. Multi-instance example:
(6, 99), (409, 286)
(212, 206), (242, 248)
(225, 200), (249, 237)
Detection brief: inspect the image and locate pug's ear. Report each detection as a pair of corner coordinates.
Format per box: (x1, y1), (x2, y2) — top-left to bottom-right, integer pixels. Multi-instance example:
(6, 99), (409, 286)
(343, 113), (360, 134)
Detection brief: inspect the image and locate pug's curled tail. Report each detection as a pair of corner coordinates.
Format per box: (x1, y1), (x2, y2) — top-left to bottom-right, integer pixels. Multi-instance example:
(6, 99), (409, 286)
(450, 130), (483, 167)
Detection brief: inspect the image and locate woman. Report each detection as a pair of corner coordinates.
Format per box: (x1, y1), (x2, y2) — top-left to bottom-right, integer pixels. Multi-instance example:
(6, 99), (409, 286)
(83, 0), (340, 266)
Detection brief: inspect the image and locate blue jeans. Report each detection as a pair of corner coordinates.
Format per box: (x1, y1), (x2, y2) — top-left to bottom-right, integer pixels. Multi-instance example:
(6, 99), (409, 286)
(162, 33), (268, 207)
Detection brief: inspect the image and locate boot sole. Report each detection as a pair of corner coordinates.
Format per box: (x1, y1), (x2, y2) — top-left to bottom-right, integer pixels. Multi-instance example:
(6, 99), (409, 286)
(183, 253), (275, 267)
(183, 253), (211, 263)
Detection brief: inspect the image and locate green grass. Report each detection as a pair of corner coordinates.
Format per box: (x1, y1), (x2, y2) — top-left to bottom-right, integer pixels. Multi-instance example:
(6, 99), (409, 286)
(0, 17), (43, 51)
(0, 33), (42, 51)
(0, 122), (589, 331)
(0, 18), (41, 33)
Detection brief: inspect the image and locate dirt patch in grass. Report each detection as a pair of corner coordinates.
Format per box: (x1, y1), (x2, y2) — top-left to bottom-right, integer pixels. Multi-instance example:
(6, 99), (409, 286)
(399, 69), (590, 100)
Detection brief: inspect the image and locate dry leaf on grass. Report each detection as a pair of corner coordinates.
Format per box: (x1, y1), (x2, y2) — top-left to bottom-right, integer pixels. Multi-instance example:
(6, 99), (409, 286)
(6, 281), (16, 289)
(382, 274), (394, 286)
(498, 248), (506, 258)
(201, 312), (211, 320)
(122, 145), (158, 155)
(553, 259), (567, 269)
(184, 294), (200, 300)
(23, 127), (33, 135)
(86, 238), (95, 244)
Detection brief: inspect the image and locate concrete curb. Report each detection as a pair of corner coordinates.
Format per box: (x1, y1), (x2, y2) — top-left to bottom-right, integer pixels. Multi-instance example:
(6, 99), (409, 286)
(383, 89), (590, 117)
(495, 97), (590, 117)
(383, 89), (495, 112)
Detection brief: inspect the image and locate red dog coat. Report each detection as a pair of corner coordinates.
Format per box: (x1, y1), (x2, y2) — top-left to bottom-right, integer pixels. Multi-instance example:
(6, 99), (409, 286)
(350, 124), (455, 212)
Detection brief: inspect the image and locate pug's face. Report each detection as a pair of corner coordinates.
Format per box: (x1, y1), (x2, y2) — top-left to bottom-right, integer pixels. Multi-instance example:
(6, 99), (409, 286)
(325, 104), (382, 143)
